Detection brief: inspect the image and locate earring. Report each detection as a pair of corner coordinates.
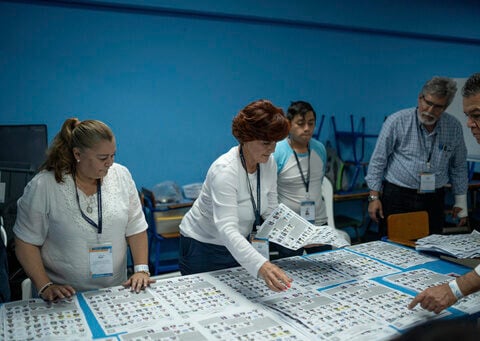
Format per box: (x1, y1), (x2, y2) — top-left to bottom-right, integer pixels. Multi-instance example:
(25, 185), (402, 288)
(77, 159), (80, 163)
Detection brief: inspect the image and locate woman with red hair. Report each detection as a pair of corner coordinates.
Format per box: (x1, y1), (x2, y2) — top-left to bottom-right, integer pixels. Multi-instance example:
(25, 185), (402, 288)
(179, 99), (293, 292)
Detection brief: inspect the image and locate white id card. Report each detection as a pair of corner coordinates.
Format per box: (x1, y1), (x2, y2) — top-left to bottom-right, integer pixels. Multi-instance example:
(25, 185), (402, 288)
(419, 173), (435, 193)
(251, 230), (270, 260)
(89, 244), (113, 278)
(300, 200), (315, 224)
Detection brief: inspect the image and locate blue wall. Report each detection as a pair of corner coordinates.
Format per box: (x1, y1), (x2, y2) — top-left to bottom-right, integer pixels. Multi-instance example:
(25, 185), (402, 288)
(1, 0), (480, 189)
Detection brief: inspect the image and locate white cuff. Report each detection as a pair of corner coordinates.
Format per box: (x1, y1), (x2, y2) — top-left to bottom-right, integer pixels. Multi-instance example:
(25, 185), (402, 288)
(474, 264), (480, 277)
(134, 264), (150, 273)
(448, 279), (464, 300)
(454, 194), (468, 218)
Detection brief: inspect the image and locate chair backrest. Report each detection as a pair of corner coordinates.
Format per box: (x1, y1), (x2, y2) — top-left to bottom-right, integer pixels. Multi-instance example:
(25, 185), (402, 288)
(141, 187), (156, 208)
(139, 193), (155, 233)
(321, 177), (335, 228)
(22, 278), (32, 300)
(387, 211), (429, 246)
(1, 216), (7, 247)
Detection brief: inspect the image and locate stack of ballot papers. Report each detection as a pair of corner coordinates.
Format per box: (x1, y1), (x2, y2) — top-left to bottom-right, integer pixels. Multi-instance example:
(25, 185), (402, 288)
(415, 230), (480, 258)
(256, 203), (351, 250)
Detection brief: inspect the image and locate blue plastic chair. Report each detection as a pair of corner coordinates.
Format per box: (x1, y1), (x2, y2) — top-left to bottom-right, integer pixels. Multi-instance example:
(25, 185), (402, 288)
(331, 115), (377, 193)
(312, 114), (325, 140)
(141, 193), (181, 275)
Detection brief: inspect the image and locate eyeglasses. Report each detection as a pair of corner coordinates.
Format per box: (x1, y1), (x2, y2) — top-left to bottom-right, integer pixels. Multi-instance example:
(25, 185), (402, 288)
(421, 95), (445, 111)
(465, 112), (480, 128)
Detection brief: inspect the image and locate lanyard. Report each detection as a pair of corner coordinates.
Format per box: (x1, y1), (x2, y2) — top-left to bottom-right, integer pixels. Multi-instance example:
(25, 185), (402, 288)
(74, 177), (103, 234)
(418, 118), (438, 169)
(239, 146), (261, 229)
(426, 134), (437, 167)
(292, 145), (311, 193)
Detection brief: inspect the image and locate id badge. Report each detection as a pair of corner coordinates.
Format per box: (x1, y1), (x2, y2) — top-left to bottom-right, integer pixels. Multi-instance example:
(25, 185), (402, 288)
(419, 173), (435, 193)
(89, 243), (113, 278)
(300, 200), (315, 224)
(250, 229), (270, 260)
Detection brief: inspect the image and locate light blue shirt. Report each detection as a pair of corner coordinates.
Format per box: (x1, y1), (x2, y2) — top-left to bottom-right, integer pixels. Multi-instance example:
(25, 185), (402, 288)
(365, 107), (468, 195)
(274, 138), (328, 225)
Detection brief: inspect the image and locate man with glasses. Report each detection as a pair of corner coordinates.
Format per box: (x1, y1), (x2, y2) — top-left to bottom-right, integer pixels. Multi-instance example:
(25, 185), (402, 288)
(365, 76), (468, 235)
(408, 73), (480, 314)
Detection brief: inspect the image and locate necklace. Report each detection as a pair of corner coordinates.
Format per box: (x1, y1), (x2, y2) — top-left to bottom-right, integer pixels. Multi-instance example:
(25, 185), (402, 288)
(73, 175), (103, 233)
(86, 195), (96, 214)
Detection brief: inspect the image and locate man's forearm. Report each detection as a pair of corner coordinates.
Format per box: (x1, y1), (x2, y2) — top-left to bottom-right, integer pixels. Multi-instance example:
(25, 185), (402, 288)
(457, 265), (480, 296)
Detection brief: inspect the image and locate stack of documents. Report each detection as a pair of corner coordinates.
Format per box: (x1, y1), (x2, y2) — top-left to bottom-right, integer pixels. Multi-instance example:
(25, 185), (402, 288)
(415, 230), (480, 258)
(256, 203), (351, 250)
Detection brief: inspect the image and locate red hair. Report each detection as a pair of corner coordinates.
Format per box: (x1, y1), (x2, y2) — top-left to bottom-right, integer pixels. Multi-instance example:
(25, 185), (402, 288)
(232, 99), (290, 143)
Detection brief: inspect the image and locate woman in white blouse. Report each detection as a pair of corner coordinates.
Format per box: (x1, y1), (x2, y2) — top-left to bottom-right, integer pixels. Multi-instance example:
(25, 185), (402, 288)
(14, 118), (153, 301)
(179, 99), (293, 292)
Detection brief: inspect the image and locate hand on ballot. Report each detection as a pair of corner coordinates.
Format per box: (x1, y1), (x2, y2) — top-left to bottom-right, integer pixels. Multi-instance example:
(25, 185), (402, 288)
(258, 261), (293, 292)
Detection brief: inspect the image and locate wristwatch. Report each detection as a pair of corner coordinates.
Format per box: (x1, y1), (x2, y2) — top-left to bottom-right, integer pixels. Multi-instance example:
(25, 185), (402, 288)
(368, 194), (379, 202)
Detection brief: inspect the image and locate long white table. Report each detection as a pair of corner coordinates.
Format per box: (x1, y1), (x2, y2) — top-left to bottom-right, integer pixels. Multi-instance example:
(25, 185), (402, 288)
(2, 240), (479, 340)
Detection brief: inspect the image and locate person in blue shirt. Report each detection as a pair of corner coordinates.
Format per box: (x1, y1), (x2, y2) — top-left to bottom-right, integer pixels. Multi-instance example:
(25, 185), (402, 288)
(273, 101), (350, 258)
(365, 76), (468, 235)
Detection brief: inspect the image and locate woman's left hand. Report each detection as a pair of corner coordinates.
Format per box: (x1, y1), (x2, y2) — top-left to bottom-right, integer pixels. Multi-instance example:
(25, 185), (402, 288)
(123, 272), (156, 293)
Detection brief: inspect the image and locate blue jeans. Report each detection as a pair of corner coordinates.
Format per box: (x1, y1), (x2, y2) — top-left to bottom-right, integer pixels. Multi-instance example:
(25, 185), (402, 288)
(179, 235), (240, 275)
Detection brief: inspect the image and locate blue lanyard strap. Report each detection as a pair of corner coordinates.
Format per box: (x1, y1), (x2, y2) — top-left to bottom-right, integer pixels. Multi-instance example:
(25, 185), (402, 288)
(292, 145), (311, 193)
(239, 146), (261, 229)
(426, 133), (437, 165)
(74, 177), (103, 234)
